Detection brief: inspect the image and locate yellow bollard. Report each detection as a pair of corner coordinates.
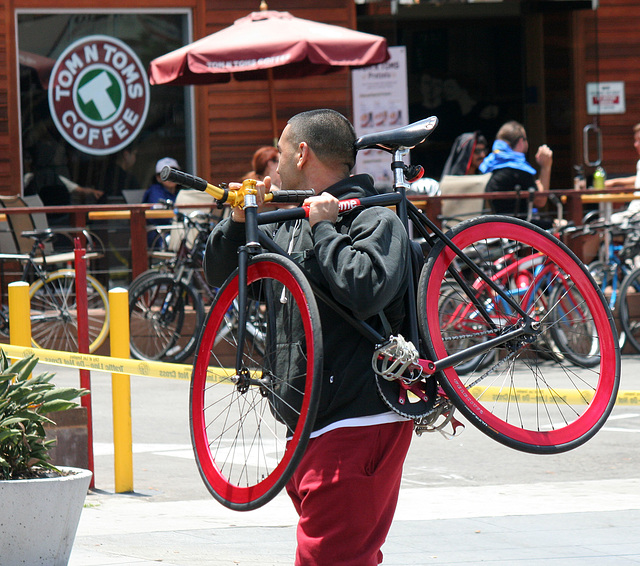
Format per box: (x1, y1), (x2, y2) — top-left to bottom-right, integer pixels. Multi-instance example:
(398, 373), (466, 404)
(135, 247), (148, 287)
(8, 282), (31, 358)
(109, 288), (133, 493)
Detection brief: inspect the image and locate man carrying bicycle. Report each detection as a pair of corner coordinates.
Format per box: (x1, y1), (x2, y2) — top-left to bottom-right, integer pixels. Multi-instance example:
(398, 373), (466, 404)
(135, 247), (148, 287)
(205, 109), (413, 565)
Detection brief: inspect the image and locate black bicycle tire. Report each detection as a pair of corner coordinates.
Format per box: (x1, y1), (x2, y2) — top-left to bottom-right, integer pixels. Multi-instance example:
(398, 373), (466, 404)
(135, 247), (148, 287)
(128, 269), (162, 295)
(547, 283), (600, 368)
(436, 282), (497, 374)
(129, 273), (204, 363)
(617, 266), (640, 354)
(588, 260), (628, 349)
(417, 215), (620, 454)
(190, 253), (323, 511)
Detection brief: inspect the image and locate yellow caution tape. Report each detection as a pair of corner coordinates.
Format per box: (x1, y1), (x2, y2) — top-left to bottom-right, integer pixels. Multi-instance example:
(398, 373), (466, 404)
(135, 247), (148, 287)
(0, 343), (194, 380)
(0, 343), (241, 384)
(615, 390), (640, 405)
(467, 385), (630, 405)
(1, 343), (637, 403)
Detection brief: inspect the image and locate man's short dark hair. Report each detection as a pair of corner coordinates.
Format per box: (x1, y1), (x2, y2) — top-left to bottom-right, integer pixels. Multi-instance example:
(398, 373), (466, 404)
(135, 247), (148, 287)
(496, 120), (527, 149)
(287, 109), (357, 173)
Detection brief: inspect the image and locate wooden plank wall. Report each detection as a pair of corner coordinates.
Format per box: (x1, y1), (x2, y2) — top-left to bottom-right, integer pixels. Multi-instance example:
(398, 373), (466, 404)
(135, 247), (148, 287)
(541, 11), (574, 189)
(573, 0), (640, 180)
(199, 1), (356, 185)
(0, 0), (20, 194)
(0, 0), (354, 196)
(5, 1), (638, 194)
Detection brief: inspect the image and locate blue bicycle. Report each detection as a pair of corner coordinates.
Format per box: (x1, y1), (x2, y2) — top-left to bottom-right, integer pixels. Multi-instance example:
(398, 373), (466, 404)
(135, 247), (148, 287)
(587, 220), (640, 348)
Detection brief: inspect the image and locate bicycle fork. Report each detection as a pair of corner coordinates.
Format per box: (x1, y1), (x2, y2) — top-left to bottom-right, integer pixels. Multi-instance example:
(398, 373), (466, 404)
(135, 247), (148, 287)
(234, 192), (261, 380)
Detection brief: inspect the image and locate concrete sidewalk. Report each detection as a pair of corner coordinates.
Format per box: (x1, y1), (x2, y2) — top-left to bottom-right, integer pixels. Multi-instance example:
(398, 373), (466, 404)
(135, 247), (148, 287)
(70, 478), (640, 565)
(41, 360), (640, 566)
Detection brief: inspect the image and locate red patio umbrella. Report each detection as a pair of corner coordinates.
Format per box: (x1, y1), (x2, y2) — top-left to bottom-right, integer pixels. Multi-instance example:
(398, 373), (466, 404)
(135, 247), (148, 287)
(148, 9), (390, 141)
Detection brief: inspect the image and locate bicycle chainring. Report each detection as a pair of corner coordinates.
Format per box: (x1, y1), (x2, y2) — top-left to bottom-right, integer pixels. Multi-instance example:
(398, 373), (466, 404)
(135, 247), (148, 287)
(375, 373), (437, 419)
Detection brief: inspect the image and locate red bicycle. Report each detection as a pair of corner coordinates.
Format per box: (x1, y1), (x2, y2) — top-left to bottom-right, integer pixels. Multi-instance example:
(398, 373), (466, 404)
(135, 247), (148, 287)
(438, 238), (601, 373)
(165, 117), (620, 511)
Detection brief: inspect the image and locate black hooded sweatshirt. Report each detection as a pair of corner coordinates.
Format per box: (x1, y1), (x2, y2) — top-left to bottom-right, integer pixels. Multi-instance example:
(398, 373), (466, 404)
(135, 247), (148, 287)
(204, 174), (410, 432)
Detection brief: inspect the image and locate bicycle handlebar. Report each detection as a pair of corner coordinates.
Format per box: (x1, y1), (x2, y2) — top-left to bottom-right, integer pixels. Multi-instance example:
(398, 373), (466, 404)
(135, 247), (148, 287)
(270, 189), (318, 203)
(161, 166), (316, 207)
(160, 166), (404, 225)
(161, 167), (209, 191)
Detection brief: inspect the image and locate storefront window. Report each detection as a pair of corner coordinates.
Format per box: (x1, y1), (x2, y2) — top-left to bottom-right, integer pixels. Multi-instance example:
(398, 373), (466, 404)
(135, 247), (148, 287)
(17, 10), (193, 205)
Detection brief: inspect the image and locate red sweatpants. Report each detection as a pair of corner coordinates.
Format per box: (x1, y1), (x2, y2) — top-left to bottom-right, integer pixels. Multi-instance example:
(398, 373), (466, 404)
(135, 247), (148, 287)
(286, 420), (414, 566)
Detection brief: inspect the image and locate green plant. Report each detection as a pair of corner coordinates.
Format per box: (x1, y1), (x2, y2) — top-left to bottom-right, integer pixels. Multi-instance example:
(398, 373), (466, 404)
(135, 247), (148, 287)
(0, 351), (87, 480)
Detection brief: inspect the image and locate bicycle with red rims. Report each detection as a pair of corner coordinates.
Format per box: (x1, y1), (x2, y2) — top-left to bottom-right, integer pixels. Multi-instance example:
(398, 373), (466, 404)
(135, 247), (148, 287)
(164, 117), (620, 511)
(440, 236), (603, 373)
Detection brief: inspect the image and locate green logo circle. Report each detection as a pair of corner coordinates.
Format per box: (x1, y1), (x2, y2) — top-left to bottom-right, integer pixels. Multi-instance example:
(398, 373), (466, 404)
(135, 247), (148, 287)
(76, 68), (122, 123)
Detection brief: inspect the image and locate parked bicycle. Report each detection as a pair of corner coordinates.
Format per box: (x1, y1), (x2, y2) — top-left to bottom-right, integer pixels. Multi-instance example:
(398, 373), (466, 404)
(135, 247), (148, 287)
(0, 228), (109, 353)
(611, 228), (640, 354)
(439, 230), (601, 372)
(164, 117), (620, 511)
(588, 220), (637, 294)
(581, 217), (640, 350)
(128, 209), (218, 363)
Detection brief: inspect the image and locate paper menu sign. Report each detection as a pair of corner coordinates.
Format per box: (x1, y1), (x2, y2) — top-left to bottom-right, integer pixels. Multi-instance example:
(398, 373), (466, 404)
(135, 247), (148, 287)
(352, 46), (409, 188)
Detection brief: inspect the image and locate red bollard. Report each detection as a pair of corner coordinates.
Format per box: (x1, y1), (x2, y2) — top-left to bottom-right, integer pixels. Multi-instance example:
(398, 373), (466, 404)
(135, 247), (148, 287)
(74, 237), (95, 488)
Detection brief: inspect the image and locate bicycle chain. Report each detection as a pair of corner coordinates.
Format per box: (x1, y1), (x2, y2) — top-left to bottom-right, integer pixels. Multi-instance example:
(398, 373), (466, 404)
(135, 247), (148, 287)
(442, 327), (498, 341)
(467, 350), (518, 389)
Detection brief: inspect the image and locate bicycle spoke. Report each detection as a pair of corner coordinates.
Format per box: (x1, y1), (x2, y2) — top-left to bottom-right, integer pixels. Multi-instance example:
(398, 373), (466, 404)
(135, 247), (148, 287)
(190, 254), (322, 510)
(30, 272), (108, 353)
(419, 216), (619, 453)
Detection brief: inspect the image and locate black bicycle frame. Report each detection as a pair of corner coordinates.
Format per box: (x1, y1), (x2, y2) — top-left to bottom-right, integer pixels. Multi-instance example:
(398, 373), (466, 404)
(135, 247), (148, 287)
(228, 189), (538, 375)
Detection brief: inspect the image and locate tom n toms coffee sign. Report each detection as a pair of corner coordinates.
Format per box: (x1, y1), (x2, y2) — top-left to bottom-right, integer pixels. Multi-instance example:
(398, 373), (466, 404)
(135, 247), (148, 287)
(48, 35), (149, 155)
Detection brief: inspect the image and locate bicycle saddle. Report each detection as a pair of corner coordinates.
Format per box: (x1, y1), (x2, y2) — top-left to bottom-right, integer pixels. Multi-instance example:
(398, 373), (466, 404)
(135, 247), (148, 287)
(20, 228), (55, 242)
(355, 116), (438, 152)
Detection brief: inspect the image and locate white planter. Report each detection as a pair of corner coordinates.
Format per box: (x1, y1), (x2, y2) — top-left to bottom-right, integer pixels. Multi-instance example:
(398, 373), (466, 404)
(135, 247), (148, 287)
(0, 466), (92, 566)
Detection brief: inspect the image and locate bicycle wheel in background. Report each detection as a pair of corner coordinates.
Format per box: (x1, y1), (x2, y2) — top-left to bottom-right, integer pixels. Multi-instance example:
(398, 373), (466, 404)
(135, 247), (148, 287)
(617, 266), (640, 354)
(587, 260), (626, 349)
(418, 216), (620, 454)
(29, 269), (109, 353)
(128, 268), (164, 294)
(191, 253), (323, 511)
(129, 273), (204, 363)
(436, 282), (497, 374)
(547, 283), (599, 367)
(587, 260), (624, 308)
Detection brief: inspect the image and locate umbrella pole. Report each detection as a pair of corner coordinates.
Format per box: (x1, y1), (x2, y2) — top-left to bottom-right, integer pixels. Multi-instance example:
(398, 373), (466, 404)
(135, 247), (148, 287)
(267, 68), (278, 146)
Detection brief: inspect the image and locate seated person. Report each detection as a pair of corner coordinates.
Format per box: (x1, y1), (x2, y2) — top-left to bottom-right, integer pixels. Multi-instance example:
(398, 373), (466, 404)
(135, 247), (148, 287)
(441, 132), (488, 176)
(479, 120), (553, 226)
(606, 123), (640, 225)
(143, 157), (181, 247)
(24, 141), (103, 225)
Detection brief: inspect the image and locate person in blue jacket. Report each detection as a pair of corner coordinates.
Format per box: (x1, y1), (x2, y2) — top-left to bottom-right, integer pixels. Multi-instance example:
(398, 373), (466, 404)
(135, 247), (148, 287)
(143, 157), (181, 246)
(143, 157), (181, 205)
(480, 121), (552, 220)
